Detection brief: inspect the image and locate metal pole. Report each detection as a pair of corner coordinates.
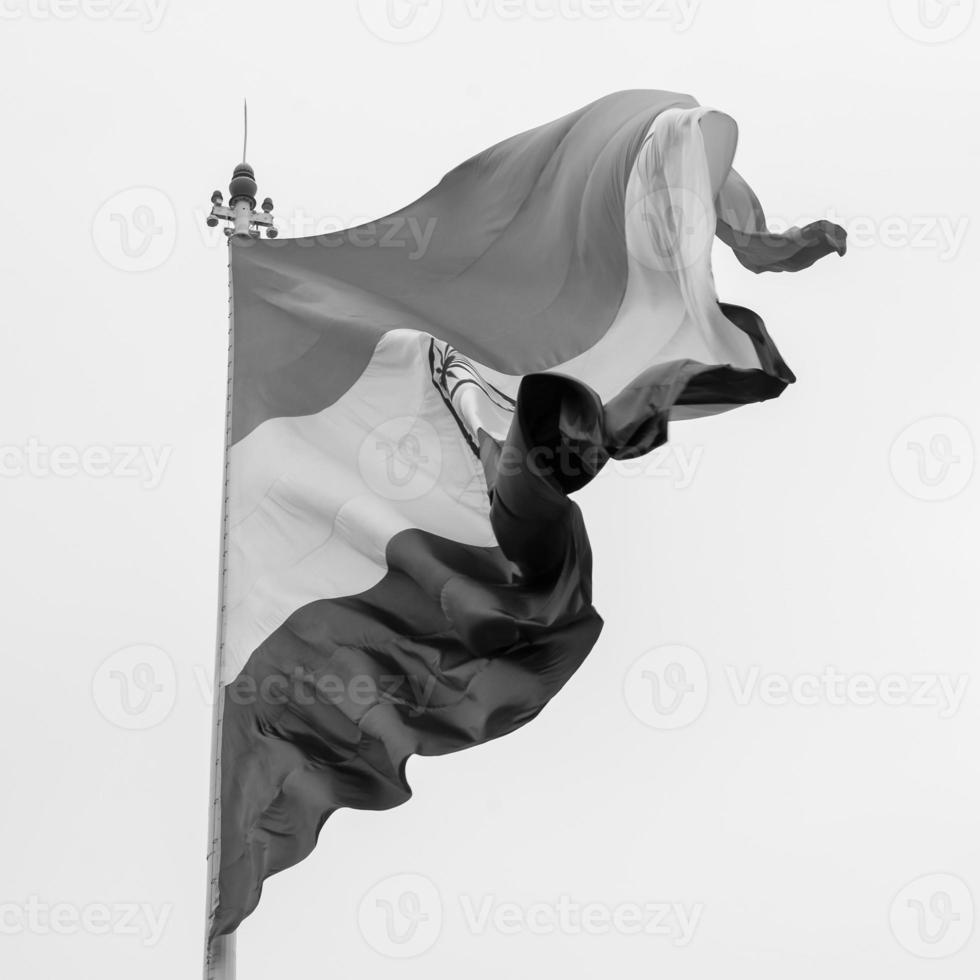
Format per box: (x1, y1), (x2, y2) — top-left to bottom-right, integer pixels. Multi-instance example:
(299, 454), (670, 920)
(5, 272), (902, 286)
(203, 128), (276, 979)
(203, 241), (236, 980)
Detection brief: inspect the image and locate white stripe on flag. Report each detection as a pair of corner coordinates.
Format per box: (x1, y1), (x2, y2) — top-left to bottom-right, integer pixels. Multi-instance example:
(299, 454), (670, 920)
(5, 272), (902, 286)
(223, 329), (495, 684)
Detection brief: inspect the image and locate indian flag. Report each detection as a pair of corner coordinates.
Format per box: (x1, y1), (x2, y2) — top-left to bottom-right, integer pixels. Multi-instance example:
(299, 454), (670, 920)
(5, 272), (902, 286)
(207, 89), (846, 940)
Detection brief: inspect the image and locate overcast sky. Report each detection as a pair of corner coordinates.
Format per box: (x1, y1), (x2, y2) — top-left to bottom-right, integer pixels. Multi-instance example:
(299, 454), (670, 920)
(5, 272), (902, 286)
(1, 2), (978, 978)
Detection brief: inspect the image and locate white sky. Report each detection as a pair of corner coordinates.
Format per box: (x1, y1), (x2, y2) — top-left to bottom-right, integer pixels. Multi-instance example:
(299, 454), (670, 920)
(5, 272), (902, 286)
(1, 2), (979, 978)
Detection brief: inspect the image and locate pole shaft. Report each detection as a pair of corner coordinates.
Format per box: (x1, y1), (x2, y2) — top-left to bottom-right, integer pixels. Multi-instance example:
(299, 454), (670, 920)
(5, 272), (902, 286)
(203, 238), (238, 980)
(232, 200), (253, 238)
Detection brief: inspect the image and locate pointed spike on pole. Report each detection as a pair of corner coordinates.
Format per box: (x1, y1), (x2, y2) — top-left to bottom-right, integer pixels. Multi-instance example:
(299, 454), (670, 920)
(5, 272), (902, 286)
(204, 97), (274, 238)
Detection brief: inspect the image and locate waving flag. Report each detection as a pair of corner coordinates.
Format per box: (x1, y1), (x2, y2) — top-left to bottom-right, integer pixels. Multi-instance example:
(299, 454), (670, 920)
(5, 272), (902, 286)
(208, 89), (846, 938)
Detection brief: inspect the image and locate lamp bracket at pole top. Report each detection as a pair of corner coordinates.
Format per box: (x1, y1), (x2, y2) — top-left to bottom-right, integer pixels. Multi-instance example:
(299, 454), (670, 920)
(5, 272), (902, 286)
(205, 101), (277, 239)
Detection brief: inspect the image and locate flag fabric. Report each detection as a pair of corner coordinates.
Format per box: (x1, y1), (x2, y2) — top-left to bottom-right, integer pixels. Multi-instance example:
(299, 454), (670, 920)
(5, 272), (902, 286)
(208, 89), (846, 938)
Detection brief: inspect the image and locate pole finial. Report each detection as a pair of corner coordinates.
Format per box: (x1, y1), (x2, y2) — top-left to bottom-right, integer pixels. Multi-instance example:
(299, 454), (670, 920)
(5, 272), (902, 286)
(204, 99), (276, 239)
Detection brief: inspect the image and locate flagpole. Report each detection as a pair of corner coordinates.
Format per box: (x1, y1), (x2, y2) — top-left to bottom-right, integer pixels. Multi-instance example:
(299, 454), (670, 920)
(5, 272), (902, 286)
(203, 107), (276, 980)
